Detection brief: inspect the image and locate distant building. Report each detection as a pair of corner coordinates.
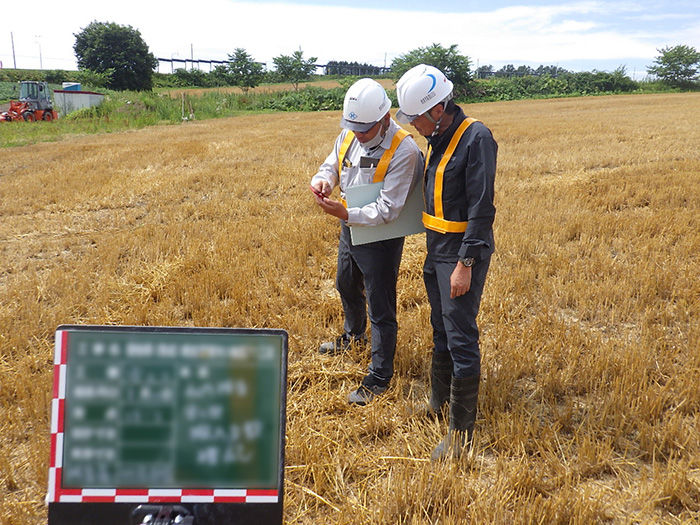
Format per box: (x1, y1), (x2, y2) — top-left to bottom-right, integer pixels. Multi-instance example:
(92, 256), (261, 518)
(53, 88), (105, 115)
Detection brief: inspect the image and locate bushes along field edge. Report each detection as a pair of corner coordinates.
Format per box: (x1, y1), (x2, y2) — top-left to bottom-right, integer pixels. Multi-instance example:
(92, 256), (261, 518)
(1, 69), (697, 149)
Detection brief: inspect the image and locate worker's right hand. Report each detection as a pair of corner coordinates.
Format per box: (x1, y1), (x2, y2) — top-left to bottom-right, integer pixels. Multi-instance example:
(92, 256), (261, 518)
(449, 263), (472, 299)
(310, 181), (330, 198)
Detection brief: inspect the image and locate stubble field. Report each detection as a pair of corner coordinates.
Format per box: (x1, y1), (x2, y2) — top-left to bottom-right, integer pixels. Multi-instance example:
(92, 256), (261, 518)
(0, 92), (698, 524)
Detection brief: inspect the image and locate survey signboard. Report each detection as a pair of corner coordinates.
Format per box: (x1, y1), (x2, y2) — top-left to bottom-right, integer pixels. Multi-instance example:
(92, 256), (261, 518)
(47, 325), (287, 525)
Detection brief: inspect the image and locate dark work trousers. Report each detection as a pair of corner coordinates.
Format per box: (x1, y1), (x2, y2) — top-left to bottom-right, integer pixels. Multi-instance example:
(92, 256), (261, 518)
(336, 222), (405, 385)
(423, 256), (491, 378)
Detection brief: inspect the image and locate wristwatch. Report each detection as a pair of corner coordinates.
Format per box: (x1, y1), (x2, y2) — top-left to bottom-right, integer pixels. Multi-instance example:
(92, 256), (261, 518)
(459, 257), (475, 268)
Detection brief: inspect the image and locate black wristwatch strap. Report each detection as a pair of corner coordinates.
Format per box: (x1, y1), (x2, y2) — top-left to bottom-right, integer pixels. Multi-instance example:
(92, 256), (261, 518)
(459, 257), (475, 268)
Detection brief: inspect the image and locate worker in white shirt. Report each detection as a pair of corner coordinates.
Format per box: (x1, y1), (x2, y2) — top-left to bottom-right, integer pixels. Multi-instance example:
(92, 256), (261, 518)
(311, 78), (423, 405)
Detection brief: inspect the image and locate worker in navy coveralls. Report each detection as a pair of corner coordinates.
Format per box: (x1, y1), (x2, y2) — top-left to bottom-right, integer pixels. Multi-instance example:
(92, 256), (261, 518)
(396, 64), (497, 459)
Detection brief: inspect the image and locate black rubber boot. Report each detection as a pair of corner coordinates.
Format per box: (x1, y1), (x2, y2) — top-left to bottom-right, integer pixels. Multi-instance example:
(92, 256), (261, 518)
(431, 374), (479, 461)
(426, 351), (453, 417)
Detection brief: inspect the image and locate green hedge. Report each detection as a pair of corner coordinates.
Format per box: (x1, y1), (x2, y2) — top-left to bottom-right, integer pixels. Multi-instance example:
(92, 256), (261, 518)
(472, 69), (643, 102)
(3, 67), (696, 132)
(7, 66), (695, 109)
(0, 81), (19, 102)
(256, 86), (345, 111)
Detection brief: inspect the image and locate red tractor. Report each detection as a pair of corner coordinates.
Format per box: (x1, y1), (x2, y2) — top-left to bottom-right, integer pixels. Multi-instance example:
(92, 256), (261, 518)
(1, 81), (58, 122)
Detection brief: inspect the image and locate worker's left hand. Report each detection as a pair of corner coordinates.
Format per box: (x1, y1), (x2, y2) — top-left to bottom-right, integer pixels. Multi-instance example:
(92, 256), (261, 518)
(450, 263), (471, 299)
(316, 196), (349, 221)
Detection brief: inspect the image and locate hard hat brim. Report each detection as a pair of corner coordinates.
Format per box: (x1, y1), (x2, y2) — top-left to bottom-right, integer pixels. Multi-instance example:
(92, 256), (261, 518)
(340, 117), (377, 132)
(395, 109), (416, 125)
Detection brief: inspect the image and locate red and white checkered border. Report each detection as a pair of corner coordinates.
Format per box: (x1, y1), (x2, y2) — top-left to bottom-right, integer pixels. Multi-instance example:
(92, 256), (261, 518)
(47, 329), (279, 504)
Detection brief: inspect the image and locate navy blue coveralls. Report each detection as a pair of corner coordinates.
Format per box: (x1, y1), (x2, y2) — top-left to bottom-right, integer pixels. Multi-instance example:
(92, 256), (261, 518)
(422, 107), (498, 378)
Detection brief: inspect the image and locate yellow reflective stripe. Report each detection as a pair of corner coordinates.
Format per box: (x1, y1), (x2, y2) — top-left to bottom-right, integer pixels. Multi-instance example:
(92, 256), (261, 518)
(338, 132), (354, 209)
(434, 118), (477, 220)
(423, 146), (432, 212)
(338, 131), (355, 173)
(423, 118), (478, 234)
(373, 128), (411, 183)
(338, 128), (411, 208)
(422, 212), (467, 233)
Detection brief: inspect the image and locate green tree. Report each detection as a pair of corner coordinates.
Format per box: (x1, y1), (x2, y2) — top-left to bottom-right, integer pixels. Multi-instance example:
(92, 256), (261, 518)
(73, 68), (113, 89)
(74, 21), (158, 91)
(227, 48), (264, 93)
(535, 65), (569, 77)
(515, 65), (535, 77)
(173, 68), (209, 88)
(496, 64), (517, 77)
(647, 45), (700, 86)
(210, 64), (233, 87)
(476, 65), (493, 79)
(391, 43), (473, 97)
(272, 49), (317, 91)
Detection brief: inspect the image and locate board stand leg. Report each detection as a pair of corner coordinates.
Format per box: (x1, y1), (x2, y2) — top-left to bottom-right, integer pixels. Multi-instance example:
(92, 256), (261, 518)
(131, 505), (195, 525)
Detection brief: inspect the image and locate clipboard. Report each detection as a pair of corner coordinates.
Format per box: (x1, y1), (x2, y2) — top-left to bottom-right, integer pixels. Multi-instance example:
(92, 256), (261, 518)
(345, 182), (425, 246)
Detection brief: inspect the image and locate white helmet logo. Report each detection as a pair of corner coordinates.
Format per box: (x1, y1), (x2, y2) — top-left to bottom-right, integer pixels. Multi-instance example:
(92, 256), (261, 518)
(426, 74), (437, 92)
(421, 73), (438, 103)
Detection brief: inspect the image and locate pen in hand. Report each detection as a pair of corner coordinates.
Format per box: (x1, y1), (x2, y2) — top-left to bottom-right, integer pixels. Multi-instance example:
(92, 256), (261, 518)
(310, 185), (325, 199)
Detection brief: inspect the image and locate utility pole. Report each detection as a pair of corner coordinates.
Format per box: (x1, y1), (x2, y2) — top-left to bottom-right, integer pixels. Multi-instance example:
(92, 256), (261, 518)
(35, 35), (42, 69)
(11, 31), (17, 68)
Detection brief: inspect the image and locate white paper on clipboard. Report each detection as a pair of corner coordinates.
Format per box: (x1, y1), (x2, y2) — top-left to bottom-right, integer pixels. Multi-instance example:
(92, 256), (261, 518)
(345, 182), (425, 246)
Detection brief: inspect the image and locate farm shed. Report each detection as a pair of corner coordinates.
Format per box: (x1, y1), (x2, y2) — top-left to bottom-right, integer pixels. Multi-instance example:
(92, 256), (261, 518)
(53, 89), (105, 116)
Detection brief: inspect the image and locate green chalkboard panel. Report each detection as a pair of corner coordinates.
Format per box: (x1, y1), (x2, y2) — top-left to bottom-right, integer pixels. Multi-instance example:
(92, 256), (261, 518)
(57, 326), (286, 492)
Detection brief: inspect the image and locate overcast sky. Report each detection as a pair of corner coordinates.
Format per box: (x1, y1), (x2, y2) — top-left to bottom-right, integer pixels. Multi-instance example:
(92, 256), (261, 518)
(2, 0), (699, 80)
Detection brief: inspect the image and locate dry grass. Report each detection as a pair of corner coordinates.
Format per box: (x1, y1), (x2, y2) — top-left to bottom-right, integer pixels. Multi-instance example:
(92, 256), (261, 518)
(1, 93), (698, 524)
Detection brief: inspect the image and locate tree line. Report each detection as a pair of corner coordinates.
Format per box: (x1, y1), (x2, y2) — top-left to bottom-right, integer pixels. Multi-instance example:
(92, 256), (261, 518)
(6, 21), (698, 97)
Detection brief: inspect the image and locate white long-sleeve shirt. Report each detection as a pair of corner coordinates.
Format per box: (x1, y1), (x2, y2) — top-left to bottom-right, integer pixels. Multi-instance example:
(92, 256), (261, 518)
(311, 119), (424, 227)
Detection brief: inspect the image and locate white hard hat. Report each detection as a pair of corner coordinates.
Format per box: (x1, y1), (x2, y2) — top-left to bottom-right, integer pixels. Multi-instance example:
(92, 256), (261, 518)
(340, 78), (391, 132)
(395, 64), (453, 124)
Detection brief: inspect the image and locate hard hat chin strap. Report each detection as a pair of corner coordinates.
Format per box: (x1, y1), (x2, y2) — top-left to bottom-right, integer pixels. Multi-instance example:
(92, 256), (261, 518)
(361, 120), (388, 152)
(424, 94), (453, 136)
(423, 109), (443, 136)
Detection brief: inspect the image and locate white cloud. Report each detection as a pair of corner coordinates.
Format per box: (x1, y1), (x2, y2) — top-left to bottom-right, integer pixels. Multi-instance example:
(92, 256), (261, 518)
(549, 20), (599, 33)
(1, 0), (697, 72)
